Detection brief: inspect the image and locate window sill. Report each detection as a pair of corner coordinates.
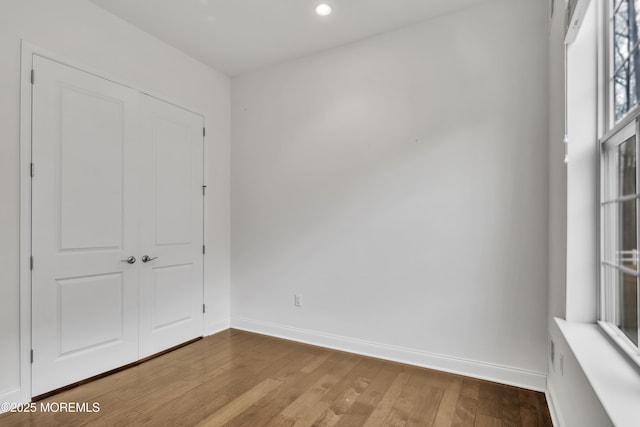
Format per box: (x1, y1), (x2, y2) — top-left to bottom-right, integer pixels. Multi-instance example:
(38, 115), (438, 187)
(597, 321), (640, 370)
(555, 318), (640, 427)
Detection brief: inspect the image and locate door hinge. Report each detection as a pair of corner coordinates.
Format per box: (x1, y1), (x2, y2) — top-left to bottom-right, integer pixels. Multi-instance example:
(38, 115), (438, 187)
(202, 185), (207, 196)
(203, 127), (206, 137)
(30, 256), (34, 270)
(202, 245), (206, 255)
(31, 69), (35, 85)
(30, 349), (34, 364)
(30, 163), (34, 178)
(203, 304), (206, 314)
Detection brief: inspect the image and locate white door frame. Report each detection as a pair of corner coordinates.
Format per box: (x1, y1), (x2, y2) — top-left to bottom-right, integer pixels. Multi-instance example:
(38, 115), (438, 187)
(19, 41), (207, 404)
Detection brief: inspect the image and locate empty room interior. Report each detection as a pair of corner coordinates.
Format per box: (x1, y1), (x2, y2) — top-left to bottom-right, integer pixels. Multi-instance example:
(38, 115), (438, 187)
(0, 0), (638, 426)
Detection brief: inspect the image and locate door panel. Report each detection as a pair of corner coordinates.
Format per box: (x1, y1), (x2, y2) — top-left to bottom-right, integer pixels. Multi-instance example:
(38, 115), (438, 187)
(138, 95), (204, 358)
(31, 55), (140, 396)
(152, 264), (194, 330)
(153, 118), (193, 246)
(57, 273), (125, 355)
(59, 86), (124, 251)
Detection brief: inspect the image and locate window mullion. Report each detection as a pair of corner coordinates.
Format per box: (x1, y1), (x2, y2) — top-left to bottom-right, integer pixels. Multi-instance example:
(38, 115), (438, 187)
(603, 260), (640, 276)
(617, 42), (640, 75)
(603, 196), (638, 204)
(612, 55), (630, 77)
(615, 0), (624, 16)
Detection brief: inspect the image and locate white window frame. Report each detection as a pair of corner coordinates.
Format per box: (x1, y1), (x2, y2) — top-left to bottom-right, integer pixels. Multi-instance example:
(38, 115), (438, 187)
(598, 0), (640, 366)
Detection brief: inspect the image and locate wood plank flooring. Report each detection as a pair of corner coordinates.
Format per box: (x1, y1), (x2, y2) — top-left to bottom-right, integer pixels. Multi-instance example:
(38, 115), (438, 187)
(0, 329), (552, 426)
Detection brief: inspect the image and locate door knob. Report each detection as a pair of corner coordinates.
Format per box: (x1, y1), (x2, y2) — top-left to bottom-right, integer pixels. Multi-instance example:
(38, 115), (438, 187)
(141, 255), (159, 263)
(121, 256), (136, 264)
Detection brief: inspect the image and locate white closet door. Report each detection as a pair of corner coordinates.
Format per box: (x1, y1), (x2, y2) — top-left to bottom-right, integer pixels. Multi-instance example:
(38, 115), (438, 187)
(31, 56), (141, 396)
(137, 94), (204, 358)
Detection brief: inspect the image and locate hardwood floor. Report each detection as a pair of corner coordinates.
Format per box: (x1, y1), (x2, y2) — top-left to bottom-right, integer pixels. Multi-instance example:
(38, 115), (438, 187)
(0, 329), (552, 426)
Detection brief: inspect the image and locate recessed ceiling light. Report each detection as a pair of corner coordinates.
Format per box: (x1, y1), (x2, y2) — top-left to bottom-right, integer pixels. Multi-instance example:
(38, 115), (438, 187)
(315, 4), (332, 16)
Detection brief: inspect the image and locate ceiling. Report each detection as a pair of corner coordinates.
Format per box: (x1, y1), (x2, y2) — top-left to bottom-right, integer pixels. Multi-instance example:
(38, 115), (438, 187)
(88, 0), (490, 76)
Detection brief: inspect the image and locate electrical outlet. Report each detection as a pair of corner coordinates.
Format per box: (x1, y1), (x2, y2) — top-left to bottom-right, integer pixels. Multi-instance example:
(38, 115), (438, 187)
(294, 294), (302, 307)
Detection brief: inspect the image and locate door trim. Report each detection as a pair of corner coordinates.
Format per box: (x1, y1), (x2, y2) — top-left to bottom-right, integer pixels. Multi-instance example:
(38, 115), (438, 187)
(18, 40), (32, 407)
(19, 41), (207, 404)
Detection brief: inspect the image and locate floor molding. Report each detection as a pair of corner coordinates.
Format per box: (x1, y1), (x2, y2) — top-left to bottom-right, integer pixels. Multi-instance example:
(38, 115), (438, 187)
(206, 319), (230, 336)
(231, 316), (547, 391)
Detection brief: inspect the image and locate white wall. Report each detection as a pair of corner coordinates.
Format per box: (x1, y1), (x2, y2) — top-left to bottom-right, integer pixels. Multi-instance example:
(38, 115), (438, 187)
(231, 0), (549, 389)
(0, 0), (230, 401)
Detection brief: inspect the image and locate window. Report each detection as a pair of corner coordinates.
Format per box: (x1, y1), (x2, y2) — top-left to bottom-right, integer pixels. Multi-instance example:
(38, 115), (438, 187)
(600, 0), (640, 353)
(601, 124), (639, 347)
(612, 0), (640, 121)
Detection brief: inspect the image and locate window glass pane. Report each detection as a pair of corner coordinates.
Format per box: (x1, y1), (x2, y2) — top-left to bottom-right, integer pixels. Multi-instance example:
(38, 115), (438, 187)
(603, 203), (616, 263)
(617, 200), (637, 270)
(633, 1), (640, 52)
(614, 55), (640, 120)
(614, 63), (631, 120)
(613, 0), (640, 121)
(615, 1), (630, 71)
(632, 52), (639, 106)
(621, 1), (640, 54)
(618, 271), (639, 345)
(603, 145), (618, 202)
(602, 265), (617, 322)
(618, 136), (636, 196)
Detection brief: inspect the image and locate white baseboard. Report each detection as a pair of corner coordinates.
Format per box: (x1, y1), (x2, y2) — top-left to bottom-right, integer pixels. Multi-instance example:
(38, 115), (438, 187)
(206, 319), (230, 336)
(0, 388), (22, 414)
(546, 383), (565, 427)
(231, 316), (548, 391)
